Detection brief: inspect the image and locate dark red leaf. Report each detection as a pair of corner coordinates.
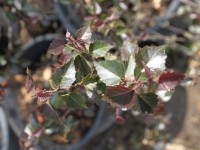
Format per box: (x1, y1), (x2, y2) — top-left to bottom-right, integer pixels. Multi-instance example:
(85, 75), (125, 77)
(52, 63), (62, 73)
(115, 108), (125, 125)
(26, 68), (36, 93)
(36, 90), (52, 103)
(52, 53), (72, 72)
(66, 31), (86, 52)
(103, 85), (136, 110)
(0, 79), (8, 100)
(94, 19), (104, 27)
(0, 90), (5, 100)
(116, 115), (125, 125)
(48, 39), (66, 55)
(58, 53), (72, 64)
(158, 70), (185, 91)
(154, 102), (165, 114)
(69, 38), (86, 52)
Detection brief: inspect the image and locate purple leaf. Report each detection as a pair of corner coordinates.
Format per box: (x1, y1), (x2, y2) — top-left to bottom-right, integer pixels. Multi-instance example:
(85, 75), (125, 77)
(158, 70), (185, 91)
(115, 108), (125, 125)
(48, 39), (66, 55)
(104, 85), (136, 110)
(52, 53), (72, 71)
(26, 68), (36, 94)
(66, 30), (86, 52)
(36, 90), (52, 103)
(116, 115), (125, 125)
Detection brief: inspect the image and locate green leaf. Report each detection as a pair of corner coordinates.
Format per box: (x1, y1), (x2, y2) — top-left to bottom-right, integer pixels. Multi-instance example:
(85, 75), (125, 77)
(120, 42), (139, 61)
(75, 71), (84, 82)
(65, 93), (87, 109)
(74, 55), (93, 77)
(136, 46), (167, 72)
(89, 40), (113, 57)
(50, 59), (76, 88)
(137, 72), (148, 82)
(97, 81), (106, 93)
(134, 65), (142, 80)
(137, 93), (158, 113)
(82, 74), (98, 85)
(124, 56), (136, 80)
(50, 93), (66, 109)
(63, 45), (74, 54)
(76, 25), (92, 44)
(94, 60), (125, 86)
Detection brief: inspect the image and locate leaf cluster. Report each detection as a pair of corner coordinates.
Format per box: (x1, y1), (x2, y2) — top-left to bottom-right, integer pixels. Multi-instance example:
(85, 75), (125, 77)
(26, 26), (184, 126)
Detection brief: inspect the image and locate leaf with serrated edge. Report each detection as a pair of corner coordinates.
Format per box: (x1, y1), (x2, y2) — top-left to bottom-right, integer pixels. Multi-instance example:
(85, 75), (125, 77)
(120, 42), (139, 61)
(74, 55), (93, 77)
(82, 74), (98, 85)
(137, 93), (158, 113)
(38, 102), (67, 127)
(50, 59), (76, 88)
(94, 60), (125, 86)
(76, 26), (92, 44)
(48, 39), (66, 55)
(125, 56), (136, 80)
(139, 46), (167, 72)
(158, 70), (184, 91)
(89, 40), (113, 57)
(65, 93), (87, 109)
(26, 68), (36, 93)
(50, 93), (66, 108)
(103, 85), (136, 110)
(37, 90), (52, 103)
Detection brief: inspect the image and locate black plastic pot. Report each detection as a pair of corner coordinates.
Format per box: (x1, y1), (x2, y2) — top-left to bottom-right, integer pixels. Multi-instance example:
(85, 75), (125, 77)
(13, 34), (60, 71)
(0, 107), (9, 150)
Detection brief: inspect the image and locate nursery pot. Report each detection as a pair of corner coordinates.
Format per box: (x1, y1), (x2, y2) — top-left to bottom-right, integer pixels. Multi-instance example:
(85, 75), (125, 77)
(0, 106), (9, 150)
(4, 34), (115, 150)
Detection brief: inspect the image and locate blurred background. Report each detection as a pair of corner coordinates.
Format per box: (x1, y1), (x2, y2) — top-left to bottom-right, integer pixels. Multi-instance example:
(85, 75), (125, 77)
(0, 0), (200, 150)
